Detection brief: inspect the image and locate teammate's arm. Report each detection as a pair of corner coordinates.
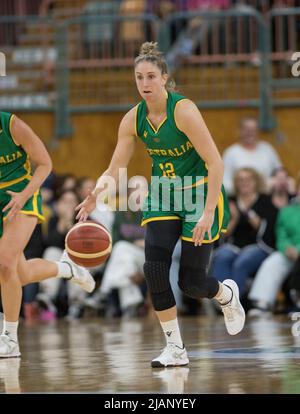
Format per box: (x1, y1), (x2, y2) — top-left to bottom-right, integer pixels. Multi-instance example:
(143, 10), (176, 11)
(3, 116), (52, 221)
(175, 99), (224, 245)
(76, 107), (137, 221)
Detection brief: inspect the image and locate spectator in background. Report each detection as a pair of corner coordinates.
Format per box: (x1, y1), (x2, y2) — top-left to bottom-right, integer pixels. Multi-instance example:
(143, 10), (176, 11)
(248, 176), (300, 315)
(54, 173), (77, 199)
(211, 167), (278, 299)
(165, 0), (230, 71)
(268, 166), (296, 209)
(223, 117), (282, 195)
(146, 0), (182, 43)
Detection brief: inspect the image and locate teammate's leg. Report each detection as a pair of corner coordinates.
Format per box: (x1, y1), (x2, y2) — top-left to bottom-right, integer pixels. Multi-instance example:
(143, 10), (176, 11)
(0, 213), (95, 357)
(0, 214), (38, 357)
(143, 220), (189, 367)
(17, 249), (95, 293)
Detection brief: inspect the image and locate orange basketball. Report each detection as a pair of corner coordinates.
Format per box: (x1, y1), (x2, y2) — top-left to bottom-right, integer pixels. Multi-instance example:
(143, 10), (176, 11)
(65, 221), (112, 268)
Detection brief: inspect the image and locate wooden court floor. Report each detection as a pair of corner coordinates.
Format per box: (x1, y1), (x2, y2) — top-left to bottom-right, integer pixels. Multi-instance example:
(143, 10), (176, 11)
(1, 314), (300, 394)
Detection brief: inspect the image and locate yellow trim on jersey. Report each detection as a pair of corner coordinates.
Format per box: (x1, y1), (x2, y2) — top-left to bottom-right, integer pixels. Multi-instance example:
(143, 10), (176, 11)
(141, 215), (181, 226)
(3, 210), (45, 222)
(0, 172), (31, 189)
(176, 176), (208, 190)
(134, 103), (140, 138)
(181, 234), (221, 243)
(217, 191), (224, 232)
(8, 114), (20, 146)
(24, 155), (31, 175)
(174, 98), (190, 132)
(20, 210), (45, 221)
(146, 116), (167, 134)
(32, 189), (39, 215)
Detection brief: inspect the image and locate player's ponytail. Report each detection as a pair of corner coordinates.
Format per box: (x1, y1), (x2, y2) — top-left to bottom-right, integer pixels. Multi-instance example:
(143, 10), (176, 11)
(135, 42), (176, 92)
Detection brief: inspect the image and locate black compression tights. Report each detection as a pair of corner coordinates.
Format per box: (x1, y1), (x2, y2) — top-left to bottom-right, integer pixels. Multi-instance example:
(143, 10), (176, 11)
(144, 220), (220, 304)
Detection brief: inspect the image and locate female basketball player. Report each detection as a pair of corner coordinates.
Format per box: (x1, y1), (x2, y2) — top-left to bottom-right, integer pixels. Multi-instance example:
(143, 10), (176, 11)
(0, 112), (95, 358)
(76, 42), (245, 367)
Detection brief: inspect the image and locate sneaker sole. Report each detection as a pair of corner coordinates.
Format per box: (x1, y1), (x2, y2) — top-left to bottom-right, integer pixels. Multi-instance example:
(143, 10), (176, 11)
(0, 353), (21, 358)
(151, 360), (189, 368)
(71, 279), (95, 294)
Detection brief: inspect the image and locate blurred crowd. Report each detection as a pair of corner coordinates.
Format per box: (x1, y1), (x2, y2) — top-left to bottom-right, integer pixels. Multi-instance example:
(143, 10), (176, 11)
(1, 115), (299, 324)
(79, 0), (299, 63)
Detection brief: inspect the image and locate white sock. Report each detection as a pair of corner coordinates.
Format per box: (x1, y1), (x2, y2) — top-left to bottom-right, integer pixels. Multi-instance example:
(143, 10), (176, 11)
(214, 282), (233, 305)
(0, 312), (3, 330)
(3, 320), (19, 342)
(160, 318), (184, 348)
(55, 261), (73, 279)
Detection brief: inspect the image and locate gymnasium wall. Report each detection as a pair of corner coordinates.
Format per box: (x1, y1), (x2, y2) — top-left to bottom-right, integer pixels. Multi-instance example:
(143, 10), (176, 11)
(17, 108), (299, 180)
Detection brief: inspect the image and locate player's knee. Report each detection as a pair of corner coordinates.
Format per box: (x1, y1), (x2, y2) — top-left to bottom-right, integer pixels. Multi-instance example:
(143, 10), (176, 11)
(178, 267), (209, 299)
(0, 254), (17, 281)
(143, 261), (175, 311)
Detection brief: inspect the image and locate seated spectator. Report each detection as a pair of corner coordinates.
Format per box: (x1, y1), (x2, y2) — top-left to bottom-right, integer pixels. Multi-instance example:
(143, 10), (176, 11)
(211, 167), (278, 299)
(248, 176), (300, 314)
(54, 173), (77, 198)
(268, 166), (296, 209)
(223, 117), (282, 195)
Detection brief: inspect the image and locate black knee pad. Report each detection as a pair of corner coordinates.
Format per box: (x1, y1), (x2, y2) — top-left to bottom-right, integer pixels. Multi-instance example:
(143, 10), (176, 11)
(178, 267), (218, 299)
(143, 261), (175, 311)
(145, 244), (173, 266)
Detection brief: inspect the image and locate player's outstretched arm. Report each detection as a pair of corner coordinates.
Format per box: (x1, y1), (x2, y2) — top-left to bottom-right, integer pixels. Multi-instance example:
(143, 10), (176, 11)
(76, 107), (137, 221)
(3, 116), (52, 221)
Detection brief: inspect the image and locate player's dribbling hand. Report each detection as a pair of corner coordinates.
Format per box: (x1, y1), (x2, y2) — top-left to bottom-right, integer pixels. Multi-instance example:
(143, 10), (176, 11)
(192, 212), (214, 246)
(75, 191), (97, 222)
(2, 190), (27, 222)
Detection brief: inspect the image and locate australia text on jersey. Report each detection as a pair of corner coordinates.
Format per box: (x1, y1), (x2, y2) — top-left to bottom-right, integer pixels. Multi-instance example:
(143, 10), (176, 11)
(146, 140), (194, 157)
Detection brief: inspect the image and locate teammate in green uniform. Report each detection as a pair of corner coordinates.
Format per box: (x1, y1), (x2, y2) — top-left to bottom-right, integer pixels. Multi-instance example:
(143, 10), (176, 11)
(76, 42), (245, 367)
(0, 112), (95, 358)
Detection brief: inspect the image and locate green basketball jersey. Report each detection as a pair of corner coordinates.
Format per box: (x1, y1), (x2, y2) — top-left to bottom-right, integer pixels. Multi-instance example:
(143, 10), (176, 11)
(0, 112), (31, 187)
(136, 91), (207, 183)
(135, 91), (230, 240)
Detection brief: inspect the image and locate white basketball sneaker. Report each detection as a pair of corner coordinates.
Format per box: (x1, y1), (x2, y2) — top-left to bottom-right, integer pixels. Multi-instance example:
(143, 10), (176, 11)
(151, 343), (189, 368)
(221, 279), (246, 335)
(60, 250), (95, 293)
(0, 334), (21, 358)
